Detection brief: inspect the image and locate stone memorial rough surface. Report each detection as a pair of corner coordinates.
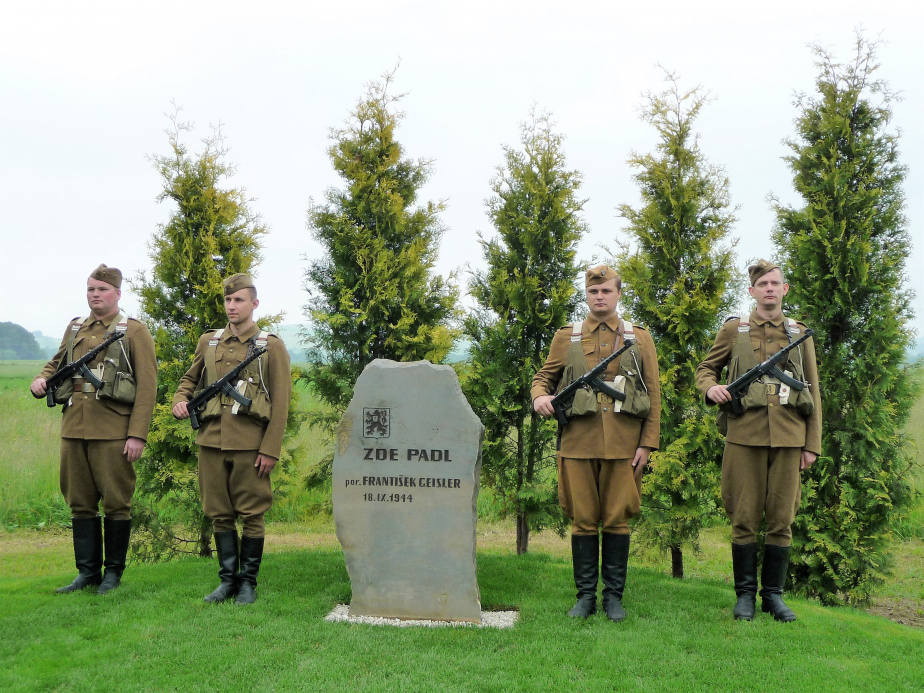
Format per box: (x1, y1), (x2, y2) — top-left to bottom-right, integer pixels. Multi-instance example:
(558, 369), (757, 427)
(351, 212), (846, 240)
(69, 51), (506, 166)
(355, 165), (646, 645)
(333, 359), (484, 623)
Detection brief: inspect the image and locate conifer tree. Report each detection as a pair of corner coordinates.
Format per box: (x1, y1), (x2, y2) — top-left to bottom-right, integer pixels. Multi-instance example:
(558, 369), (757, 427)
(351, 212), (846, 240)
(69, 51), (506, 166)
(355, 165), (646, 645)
(302, 70), (459, 487)
(614, 74), (740, 577)
(465, 111), (586, 554)
(134, 113), (295, 558)
(772, 37), (921, 604)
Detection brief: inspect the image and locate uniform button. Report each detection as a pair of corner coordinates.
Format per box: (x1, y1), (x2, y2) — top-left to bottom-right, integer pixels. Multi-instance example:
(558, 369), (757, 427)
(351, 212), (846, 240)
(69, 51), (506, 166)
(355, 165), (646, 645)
(602, 343), (607, 347)
(601, 325), (607, 331)
(604, 408), (609, 412)
(226, 362), (231, 365)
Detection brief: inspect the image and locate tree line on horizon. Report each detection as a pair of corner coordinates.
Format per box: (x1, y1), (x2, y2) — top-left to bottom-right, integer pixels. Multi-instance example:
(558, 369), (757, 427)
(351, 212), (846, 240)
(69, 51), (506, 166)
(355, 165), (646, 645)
(118, 34), (917, 607)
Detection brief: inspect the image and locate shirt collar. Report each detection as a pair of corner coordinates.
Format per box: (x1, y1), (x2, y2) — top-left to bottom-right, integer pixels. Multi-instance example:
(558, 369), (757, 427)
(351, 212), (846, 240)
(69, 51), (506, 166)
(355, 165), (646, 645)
(584, 312), (622, 333)
(749, 309), (785, 327)
(90, 312), (121, 328)
(222, 323), (260, 342)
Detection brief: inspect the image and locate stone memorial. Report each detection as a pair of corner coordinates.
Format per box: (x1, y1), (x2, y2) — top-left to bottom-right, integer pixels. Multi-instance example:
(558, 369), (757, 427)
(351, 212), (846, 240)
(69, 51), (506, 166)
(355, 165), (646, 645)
(333, 359), (484, 623)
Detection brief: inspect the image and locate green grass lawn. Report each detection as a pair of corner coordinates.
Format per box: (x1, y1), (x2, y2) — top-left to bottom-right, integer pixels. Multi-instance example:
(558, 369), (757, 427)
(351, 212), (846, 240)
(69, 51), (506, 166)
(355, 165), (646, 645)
(3, 362), (923, 692)
(1, 536), (922, 693)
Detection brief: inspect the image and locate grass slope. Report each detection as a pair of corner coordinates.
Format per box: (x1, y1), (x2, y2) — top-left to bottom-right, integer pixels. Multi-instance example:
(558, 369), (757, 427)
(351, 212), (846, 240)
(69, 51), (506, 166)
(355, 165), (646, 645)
(1, 545), (922, 693)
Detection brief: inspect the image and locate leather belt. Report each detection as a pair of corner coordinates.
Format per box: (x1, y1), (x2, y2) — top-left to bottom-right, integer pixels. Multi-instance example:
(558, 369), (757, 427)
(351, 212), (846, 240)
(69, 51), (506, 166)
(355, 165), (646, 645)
(72, 378), (97, 393)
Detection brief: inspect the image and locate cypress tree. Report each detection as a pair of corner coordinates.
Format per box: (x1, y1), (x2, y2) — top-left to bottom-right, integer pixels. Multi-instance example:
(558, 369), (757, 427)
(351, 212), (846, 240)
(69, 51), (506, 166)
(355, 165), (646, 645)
(465, 110), (586, 554)
(614, 74), (740, 577)
(772, 37), (921, 604)
(302, 70), (459, 487)
(134, 113), (297, 558)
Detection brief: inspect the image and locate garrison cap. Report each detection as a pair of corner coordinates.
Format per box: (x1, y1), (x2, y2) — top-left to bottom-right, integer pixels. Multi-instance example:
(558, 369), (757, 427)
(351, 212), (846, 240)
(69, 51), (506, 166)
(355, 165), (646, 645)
(748, 259), (781, 286)
(585, 265), (620, 287)
(223, 273), (256, 296)
(90, 264), (122, 289)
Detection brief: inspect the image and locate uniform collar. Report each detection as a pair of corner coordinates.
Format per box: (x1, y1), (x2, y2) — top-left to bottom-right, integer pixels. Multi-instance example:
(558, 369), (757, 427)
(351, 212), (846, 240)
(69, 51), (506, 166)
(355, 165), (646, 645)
(222, 323), (260, 342)
(585, 312), (622, 333)
(749, 309), (785, 327)
(89, 311), (121, 328)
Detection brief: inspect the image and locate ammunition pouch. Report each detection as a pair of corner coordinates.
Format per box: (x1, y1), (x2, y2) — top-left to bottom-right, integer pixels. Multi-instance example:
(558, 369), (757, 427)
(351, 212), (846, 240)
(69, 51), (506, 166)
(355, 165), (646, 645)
(718, 317), (813, 428)
(557, 320), (650, 421)
(59, 314), (136, 405)
(200, 329), (273, 425)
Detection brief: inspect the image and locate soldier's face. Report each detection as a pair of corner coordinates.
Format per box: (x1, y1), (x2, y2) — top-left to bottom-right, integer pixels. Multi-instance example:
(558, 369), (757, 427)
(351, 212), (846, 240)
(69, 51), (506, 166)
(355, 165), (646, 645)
(749, 269), (788, 310)
(224, 289), (259, 325)
(586, 278), (620, 319)
(86, 278), (120, 317)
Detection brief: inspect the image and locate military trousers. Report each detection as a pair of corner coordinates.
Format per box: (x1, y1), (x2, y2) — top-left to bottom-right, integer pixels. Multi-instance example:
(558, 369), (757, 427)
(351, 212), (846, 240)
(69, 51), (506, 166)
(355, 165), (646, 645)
(557, 457), (642, 536)
(721, 443), (801, 546)
(60, 438), (135, 519)
(198, 446), (272, 538)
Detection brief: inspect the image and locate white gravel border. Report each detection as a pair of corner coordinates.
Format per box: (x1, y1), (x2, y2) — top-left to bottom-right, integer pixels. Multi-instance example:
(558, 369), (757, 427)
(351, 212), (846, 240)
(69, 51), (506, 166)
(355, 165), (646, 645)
(324, 604), (518, 629)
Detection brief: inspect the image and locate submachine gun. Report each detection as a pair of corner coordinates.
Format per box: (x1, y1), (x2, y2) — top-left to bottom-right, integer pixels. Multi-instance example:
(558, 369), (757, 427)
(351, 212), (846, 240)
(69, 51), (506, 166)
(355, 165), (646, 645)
(185, 346), (266, 430)
(34, 331), (126, 407)
(549, 339), (636, 448)
(721, 329), (814, 416)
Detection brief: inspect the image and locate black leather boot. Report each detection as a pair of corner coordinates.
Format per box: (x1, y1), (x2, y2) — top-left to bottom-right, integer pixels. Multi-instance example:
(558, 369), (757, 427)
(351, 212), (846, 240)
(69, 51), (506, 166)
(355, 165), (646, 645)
(601, 533), (630, 622)
(235, 535), (264, 604)
(760, 544), (797, 622)
(567, 534), (598, 618)
(204, 530), (239, 603)
(97, 518), (131, 595)
(731, 542), (758, 620)
(56, 517), (103, 593)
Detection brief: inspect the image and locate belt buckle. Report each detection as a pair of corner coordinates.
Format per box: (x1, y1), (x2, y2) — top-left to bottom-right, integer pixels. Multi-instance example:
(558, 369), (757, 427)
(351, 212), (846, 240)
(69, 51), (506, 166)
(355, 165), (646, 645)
(766, 383), (778, 396)
(82, 383), (95, 393)
(596, 392), (613, 404)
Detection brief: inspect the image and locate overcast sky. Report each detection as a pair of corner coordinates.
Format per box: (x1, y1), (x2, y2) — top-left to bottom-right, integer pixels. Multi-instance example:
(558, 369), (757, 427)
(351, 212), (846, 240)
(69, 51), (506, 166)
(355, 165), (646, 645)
(2, 1), (922, 343)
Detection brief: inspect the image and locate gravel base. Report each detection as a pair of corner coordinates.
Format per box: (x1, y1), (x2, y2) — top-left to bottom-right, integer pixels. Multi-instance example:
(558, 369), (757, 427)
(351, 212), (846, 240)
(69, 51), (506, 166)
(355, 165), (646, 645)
(324, 604), (519, 629)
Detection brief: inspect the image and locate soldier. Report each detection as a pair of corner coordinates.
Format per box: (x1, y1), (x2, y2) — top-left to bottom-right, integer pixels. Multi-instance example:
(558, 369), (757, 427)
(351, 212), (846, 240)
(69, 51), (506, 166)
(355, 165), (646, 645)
(172, 274), (291, 605)
(31, 264), (157, 595)
(532, 266), (661, 622)
(695, 259), (821, 622)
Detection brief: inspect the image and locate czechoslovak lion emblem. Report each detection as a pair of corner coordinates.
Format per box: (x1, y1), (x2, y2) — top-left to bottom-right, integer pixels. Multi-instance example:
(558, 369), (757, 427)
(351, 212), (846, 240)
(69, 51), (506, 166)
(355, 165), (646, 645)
(363, 408), (390, 438)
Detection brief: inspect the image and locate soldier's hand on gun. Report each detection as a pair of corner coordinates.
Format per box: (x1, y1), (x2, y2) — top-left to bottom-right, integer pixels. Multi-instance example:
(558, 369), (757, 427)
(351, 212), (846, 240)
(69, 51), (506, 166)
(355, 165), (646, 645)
(255, 454), (277, 478)
(706, 384), (731, 404)
(533, 395), (555, 417)
(800, 450), (817, 471)
(30, 378), (48, 397)
(124, 437), (145, 463)
(172, 401), (190, 420)
(632, 447), (651, 478)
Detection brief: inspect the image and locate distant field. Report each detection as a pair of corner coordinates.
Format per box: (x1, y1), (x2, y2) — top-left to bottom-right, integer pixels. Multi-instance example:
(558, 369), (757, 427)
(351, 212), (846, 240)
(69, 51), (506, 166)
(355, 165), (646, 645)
(3, 360), (923, 538)
(0, 361), (334, 529)
(0, 361), (68, 529)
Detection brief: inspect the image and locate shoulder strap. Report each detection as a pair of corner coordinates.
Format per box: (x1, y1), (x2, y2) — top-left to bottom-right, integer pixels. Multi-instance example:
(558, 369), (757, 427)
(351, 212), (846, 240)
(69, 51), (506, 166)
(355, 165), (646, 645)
(105, 313), (129, 335)
(65, 316), (90, 361)
(571, 322), (583, 343)
(209, 328), (225, 346)
(255, 330), (270, 348)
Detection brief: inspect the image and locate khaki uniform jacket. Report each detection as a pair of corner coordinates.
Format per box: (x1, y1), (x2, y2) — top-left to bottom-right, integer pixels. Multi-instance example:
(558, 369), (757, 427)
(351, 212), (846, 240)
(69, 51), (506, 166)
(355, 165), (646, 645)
(695, 310), (822, 454)
(531, 313), (661, 458)
(173, 323), (291, 460)
(38, 314), (157, 441)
